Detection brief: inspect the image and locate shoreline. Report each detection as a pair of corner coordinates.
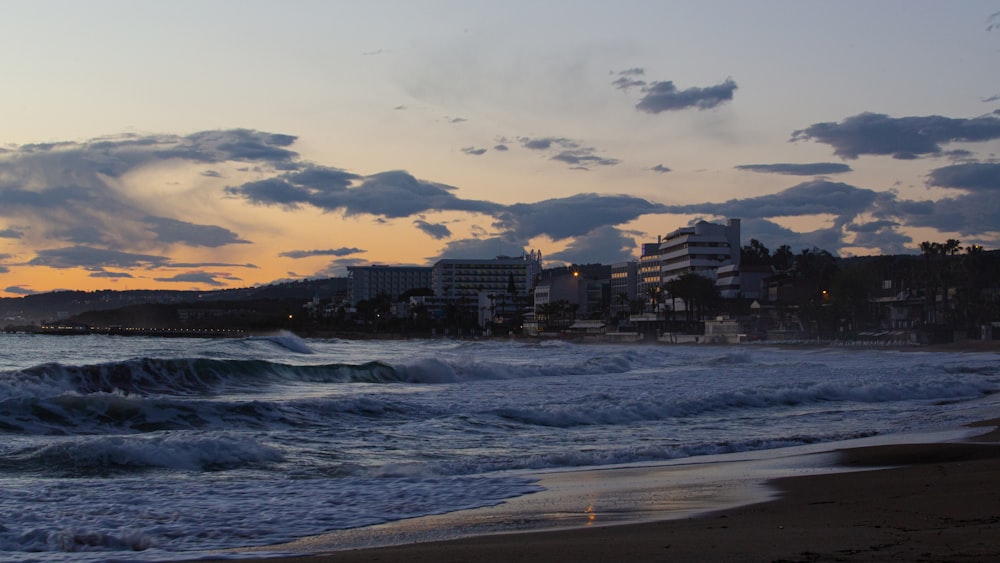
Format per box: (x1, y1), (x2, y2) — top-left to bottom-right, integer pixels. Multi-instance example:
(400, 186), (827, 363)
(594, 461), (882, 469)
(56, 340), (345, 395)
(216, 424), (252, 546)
(183, 420), (1000, 563)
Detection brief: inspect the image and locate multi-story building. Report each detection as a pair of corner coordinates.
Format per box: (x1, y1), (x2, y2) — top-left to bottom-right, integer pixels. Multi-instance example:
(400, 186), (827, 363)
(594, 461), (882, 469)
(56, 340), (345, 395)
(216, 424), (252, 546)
(716, 262), (771, 300)
(431, 252), (543, 302)
(346, 265), (432, 305)
(533, 271), (608, 325)
(610, 261), (638, 316)
(659, 218), (741, 282)
(637, 218), (744, 313)
(638, 242), (665, 308)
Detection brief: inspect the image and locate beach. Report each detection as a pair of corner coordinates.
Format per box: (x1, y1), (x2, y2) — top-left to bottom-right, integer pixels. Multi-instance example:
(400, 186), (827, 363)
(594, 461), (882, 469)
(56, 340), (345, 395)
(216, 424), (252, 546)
(186, 419), (1000, 563)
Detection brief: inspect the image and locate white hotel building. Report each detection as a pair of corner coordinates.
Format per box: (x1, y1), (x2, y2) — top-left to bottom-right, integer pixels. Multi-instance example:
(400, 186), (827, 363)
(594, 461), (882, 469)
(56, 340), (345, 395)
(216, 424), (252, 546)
(659, 218), (741, 281)
(639, 218), (745, 304)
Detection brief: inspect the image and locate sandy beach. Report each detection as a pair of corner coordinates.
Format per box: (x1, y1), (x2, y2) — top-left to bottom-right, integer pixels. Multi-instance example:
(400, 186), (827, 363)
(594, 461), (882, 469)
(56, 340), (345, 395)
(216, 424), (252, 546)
(182, 418), (1000, 563)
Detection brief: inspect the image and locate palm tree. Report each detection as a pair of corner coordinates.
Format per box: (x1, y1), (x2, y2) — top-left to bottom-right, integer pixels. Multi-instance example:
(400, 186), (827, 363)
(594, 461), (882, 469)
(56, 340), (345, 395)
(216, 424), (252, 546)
(665, 273), (719, 323)
(615, 292), (630, 321)
(920, 240), (962, 325)
(645, 285), (662, 313)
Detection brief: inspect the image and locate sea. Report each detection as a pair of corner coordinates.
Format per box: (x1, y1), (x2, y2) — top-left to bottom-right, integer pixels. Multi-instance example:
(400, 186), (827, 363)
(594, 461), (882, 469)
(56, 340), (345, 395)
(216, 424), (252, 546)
(1, 332), (998, 562)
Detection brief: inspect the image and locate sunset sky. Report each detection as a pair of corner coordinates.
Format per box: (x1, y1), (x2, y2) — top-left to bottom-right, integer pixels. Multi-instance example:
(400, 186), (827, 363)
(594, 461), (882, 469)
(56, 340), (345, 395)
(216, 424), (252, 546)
(2, 1), (999, 297)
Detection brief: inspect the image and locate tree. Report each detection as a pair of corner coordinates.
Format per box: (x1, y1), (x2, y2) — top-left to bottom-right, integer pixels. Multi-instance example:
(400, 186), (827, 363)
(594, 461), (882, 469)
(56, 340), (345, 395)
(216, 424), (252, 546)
(920, 240), (962, 324)
(646, 285), (663, 313)
(741, 239), (771, 266)
(773, 245), (794, 271)
(662, 279), (681, 319)
(615, 292), (630, 321)
(664, 273), (720, 322)
(356, 293), (392, 333)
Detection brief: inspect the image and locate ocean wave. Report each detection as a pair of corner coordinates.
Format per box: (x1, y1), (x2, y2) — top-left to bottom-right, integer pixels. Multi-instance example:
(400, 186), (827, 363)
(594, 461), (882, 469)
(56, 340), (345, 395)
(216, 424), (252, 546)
(493, 377), (998, 428)
(0, 358), (407, 399)
(0, 388), (426, 436)
(0, 474), (541, 559)
(6, 432), (285, 475)
(0, 349), (650, 404)
(248, 330), (315, 354)
(427, 429), (880, 475)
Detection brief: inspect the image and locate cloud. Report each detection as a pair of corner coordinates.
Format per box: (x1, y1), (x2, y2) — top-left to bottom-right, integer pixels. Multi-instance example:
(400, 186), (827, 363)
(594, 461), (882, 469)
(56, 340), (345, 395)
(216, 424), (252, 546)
(153, 271), (238, 286)
(158, 129), (299, 166)
(227, 177), (312, 208)
(228, 169), (500, 218)
(846, 220), (912, 255)
(521, 137), (569, 151)
(650, 164), (671, 173)
(494, 193), (666, 240)
(414, 220), (452, 239)
(611, 67), (646, 91)
(462, 147), (487, 156)
(736, 163), (852, 176)
(430, 236), (529, 261)
(169, 261), (258, 269)
(144, 216), (251, 247)
(546, 226), (637, 264)
(89, 270), (135, 279)
(636, 78), (738, 113)
(0, 186), (93, 209)
(661, 170), (1000, 253)
(0, 228), (23, 239)
(284, 166), (359, 191)
(667, 179), (878, 220)
(27, 246), (171, 270)
(0, 129), (303, 275)
(313, 257), (372, 278)
(659, 181), (924, 254)
(493, 144), (509, 151)
(926, 162), (1000, 191)
(860, 161), (1000, 236)
(279, 247), (365, 259)
(4, 285), (35, 295)
(45, 225), (113, 246)
(517, 137), (620, 170)
(889, 192), (1000, 235)
(791, 112), (1000, 159)
(551, 152), (620, 169)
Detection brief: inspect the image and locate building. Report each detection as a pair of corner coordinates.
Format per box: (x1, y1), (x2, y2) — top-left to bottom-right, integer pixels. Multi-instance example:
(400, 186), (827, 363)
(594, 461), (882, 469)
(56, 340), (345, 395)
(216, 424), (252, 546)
(716, 262), (772, 300)
(610, 261), (638, 317)
(347, 265), (432, 305)
(633, 218), (745, 320)
(533, 271), (607, 329)
(659, 218), (741, 282)
(638, 242), (665, 310)
(431, 252), (542, 302)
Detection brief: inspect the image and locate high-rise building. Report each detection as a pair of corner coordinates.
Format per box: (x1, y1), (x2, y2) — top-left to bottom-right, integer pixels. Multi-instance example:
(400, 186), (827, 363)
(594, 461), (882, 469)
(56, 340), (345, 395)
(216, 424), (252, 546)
(636, 218), (744, 311)
(347, 265), (432, 305)
(638, 242), (664, 304)
(610, 261), (638, 316)
(431, 252), (542, 301)
(659, 218), (741, 282)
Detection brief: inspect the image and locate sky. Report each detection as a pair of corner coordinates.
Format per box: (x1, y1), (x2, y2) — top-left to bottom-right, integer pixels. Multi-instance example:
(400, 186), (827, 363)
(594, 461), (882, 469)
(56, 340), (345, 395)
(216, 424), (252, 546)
(1, 1), (999, 297)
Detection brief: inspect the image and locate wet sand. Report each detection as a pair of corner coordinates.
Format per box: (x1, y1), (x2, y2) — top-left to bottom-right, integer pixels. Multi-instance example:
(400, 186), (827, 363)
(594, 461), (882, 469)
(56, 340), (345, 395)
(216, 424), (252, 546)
(183, 419), (1000, 563)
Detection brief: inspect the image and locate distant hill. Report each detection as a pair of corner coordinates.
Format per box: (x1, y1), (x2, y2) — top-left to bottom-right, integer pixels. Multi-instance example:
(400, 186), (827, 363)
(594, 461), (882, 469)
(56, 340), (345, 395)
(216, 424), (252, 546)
(0, 278), (348, 325)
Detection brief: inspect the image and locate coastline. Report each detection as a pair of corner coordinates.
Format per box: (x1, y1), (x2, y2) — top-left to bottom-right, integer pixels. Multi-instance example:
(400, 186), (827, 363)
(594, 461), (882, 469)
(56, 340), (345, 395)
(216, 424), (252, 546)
(183, 420), (1000, 563)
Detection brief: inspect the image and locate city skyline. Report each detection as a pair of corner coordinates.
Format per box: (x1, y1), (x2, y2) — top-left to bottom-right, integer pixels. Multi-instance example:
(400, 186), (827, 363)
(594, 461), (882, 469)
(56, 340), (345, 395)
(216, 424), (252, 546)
(2, 1), (999, 297)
